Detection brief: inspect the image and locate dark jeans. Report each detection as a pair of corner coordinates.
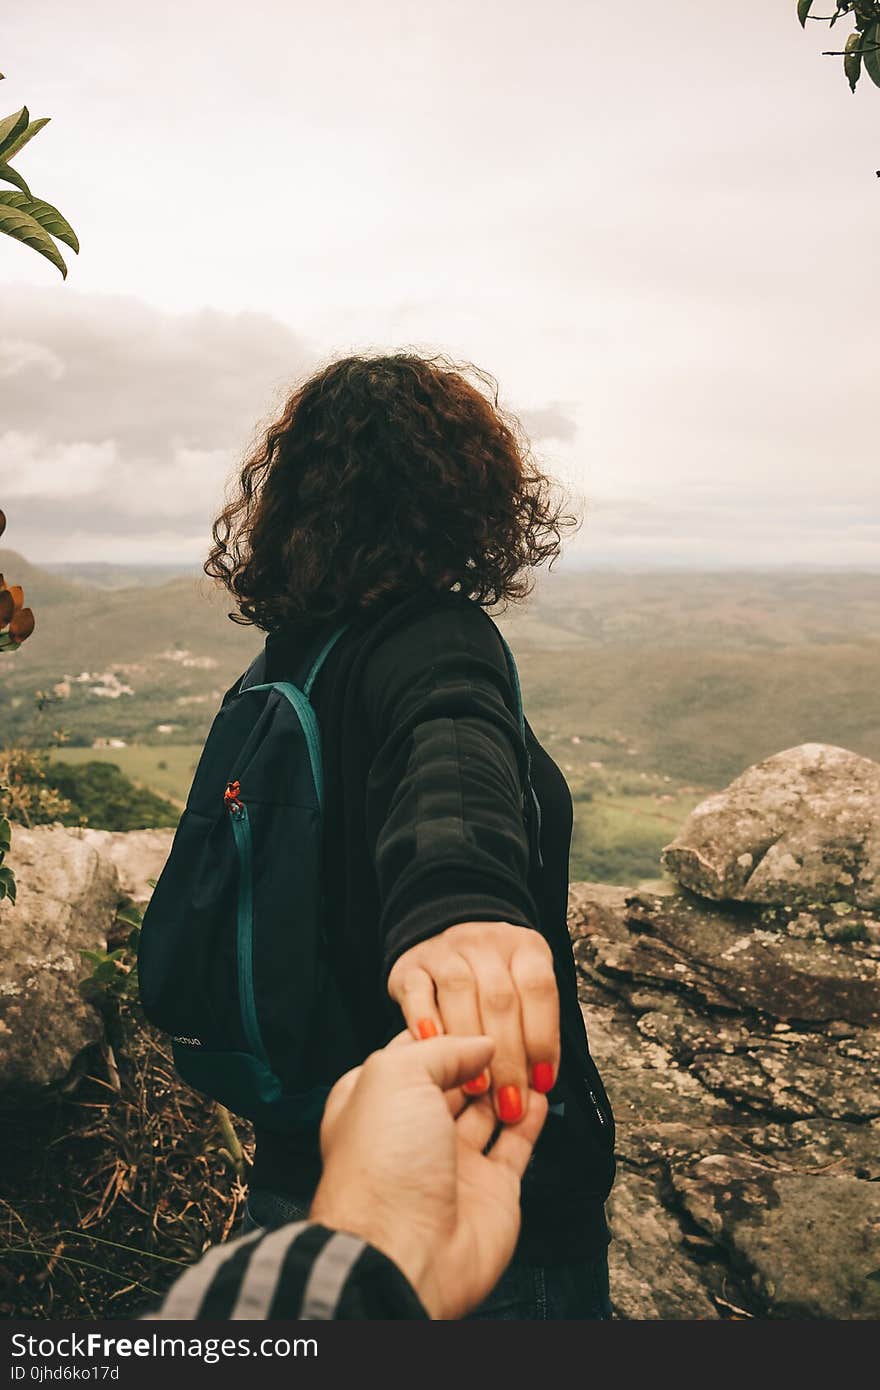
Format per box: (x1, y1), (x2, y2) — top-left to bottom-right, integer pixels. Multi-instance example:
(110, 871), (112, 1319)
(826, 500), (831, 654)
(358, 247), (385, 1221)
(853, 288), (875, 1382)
(244, 1188), (612, 1321)
(470, 1247), (612, 1320)
(243, 1189), (311, 1232)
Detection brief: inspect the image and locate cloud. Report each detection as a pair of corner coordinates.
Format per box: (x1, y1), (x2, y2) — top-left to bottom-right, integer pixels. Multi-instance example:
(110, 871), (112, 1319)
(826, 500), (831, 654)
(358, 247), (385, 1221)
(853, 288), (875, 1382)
(0, 287), (315, 559)
(0, 287), (313, 452)
(0, 286), (597, 561)
(0, 339), (66, 381)
(519, 403), (578, 443)
(565, 492), (880, 569)
(2, 433), (119, 499)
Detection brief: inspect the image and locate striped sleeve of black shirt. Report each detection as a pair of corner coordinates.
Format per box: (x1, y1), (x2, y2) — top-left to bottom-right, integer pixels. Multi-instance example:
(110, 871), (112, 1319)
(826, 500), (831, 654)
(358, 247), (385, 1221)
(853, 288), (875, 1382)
(147, 1223), (428, 1321)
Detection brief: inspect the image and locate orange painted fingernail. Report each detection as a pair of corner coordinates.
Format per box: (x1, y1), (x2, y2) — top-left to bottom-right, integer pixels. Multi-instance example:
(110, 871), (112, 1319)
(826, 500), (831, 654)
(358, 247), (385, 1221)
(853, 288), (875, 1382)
(497, 1085), (523, 1124)
(417, 1019), (438, 1039)
(462, 1071), (490, 1096)
(532, 1062), (555, 1094)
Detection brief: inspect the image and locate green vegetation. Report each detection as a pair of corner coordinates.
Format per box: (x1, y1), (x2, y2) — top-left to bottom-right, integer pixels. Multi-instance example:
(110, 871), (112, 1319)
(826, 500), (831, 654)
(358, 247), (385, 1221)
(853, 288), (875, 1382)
(2, 750), (179, 832)
(48, 761), (180, 832)
(570, 788), (701, 884)
(0, 783), (13, 905)
(798, 2), (880, 94)
(3, 556), (880, 882)
(47, 744), (200, 805)
(0, 547), (260, 748)
(0, 70), (79, 277)
(0, 748), (77, 827)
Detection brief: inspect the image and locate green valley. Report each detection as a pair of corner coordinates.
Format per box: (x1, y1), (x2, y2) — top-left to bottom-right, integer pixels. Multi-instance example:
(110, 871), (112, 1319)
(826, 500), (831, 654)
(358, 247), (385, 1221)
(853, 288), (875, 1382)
(3, 551), (879, 883)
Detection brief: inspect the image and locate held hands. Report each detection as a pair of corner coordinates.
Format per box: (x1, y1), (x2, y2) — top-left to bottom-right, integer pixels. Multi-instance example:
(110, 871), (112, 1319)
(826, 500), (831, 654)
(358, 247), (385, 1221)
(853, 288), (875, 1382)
(387, 921), (561, 1124)
(310, 1032), (547, 1319)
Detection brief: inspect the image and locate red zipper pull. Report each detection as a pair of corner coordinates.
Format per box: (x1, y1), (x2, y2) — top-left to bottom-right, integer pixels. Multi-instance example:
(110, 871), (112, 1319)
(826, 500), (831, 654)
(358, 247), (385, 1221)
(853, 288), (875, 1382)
(224, 779), (243, 813)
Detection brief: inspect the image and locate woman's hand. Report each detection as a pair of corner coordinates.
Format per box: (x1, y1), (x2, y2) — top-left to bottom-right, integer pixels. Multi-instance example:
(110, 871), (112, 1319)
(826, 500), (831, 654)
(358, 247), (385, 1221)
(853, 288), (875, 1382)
(387, 921), (560, 1123)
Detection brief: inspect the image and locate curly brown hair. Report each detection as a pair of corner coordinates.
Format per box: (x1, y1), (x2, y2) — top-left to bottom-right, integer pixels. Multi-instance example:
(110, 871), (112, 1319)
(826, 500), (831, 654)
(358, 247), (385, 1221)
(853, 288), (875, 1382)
(205, 353), (574, 630)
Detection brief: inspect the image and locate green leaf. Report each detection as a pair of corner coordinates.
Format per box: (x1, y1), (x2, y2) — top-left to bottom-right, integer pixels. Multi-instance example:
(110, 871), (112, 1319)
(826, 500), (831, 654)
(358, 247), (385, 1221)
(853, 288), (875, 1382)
(844, 30), (862, 91)
(0, 190), (79, 253)
(0, 116), (50, 164)
(797, 0), (813, 28)
(864, 23), (880, 88)
(90, 961), (120, 985)
(0, 162), (32, 196)
(0, 106), (28, 158)
(0, 201), (67, 277)
(0, 865), (17, 905)
(0, 820), (10, 852)
(115, 904), (143, 929)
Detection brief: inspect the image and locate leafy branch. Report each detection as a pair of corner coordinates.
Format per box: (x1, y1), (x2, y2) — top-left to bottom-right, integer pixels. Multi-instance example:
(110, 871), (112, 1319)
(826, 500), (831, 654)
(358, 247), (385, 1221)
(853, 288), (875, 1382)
(0, 789), (14, 907)
(80, 902), (143, 1009)
(0, 68), (79, 277)
(798, 2), (880, 93)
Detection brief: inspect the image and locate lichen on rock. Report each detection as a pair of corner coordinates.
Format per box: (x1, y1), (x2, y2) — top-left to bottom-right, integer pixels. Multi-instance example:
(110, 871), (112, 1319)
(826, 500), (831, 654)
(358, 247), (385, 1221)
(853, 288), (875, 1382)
(0, 825), (121, 1094)
(661, 743), (880, 910)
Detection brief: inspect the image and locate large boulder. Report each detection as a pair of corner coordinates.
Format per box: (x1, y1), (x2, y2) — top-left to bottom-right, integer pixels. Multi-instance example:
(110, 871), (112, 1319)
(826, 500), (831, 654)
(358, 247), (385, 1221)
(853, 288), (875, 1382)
(0, 825), (119, 1095)
(572, 879), (880, 1320)
(75, 827), (173, 904)
(672, 1155), (880, 1320)
(606, 1169), (720, 1320)
(616, 891), (880, 1025)
(661, 744), (880, 910)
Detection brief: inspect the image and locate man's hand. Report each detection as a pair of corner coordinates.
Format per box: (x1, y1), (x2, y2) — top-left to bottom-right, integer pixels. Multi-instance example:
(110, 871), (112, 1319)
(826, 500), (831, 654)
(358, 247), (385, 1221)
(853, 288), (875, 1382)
(309, 1032), (547, 1319)
(387, 921), (560, 1123)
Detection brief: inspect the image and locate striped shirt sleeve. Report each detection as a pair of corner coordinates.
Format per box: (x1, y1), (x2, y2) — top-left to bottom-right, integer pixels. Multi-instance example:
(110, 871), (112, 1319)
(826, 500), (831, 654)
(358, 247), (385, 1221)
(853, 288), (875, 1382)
(147, 1223), (428, 1321)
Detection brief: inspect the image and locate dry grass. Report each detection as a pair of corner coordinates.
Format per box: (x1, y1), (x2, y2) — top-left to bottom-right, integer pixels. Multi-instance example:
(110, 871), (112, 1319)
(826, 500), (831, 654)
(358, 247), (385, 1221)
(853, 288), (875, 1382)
(0, 1003), (253, 1318)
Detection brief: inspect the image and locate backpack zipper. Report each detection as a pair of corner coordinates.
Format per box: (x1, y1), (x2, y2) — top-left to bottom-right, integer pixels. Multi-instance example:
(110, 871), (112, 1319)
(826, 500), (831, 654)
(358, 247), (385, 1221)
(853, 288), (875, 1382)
(227, 794), (270, 1066)
(588, 1088), (607, 1127)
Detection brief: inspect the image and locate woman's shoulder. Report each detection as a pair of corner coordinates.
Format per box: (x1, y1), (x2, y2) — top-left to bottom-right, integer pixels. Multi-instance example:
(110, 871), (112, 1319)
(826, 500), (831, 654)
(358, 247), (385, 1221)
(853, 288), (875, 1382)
(353, 591), (514, 730)
(360, 589), (508, 668)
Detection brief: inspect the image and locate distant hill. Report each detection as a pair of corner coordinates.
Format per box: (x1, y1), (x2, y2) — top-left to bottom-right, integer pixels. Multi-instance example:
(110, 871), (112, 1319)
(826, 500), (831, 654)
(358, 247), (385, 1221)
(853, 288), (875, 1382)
(0, 548), (260, 746)
(3, 551), (879, 789)
(41, 561), (200, 590)
(0, 550), (88, 608)
(501, 570), (880, 788)
(503, 568), (880, 650)
(6, 553), (879, 882)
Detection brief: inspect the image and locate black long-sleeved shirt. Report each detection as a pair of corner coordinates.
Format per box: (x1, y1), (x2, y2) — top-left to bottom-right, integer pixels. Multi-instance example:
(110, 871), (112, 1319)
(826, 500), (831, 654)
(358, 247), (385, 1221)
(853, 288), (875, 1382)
(148, 1222), (427, 1320)
(249, 590), (616, 1263)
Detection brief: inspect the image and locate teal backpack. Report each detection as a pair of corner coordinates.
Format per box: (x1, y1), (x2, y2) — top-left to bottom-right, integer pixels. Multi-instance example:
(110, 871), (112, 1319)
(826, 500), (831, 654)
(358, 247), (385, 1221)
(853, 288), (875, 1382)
(138, 622), (534, 1132)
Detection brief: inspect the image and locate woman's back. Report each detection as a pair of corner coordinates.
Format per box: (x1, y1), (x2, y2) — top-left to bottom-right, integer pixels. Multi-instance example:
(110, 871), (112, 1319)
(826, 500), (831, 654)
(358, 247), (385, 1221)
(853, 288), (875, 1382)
(252, 590), (615, 1265)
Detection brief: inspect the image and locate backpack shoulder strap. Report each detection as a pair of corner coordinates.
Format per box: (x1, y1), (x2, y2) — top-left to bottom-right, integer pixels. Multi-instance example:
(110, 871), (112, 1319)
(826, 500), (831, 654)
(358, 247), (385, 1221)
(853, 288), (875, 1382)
(238, 625), (348, 699)
(239, 647), (268, 693)
(303, 625), (349, 699)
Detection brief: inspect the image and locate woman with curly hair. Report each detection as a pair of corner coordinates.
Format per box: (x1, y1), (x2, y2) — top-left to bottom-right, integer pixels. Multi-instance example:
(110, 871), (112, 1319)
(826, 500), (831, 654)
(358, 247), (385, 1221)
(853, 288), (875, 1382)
(205, 353), (616, 1320)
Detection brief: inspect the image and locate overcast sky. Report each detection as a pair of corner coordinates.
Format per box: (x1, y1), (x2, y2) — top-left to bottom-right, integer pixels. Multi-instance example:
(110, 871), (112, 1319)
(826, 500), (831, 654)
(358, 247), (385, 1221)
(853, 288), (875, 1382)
(1, 0), (878, 568)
